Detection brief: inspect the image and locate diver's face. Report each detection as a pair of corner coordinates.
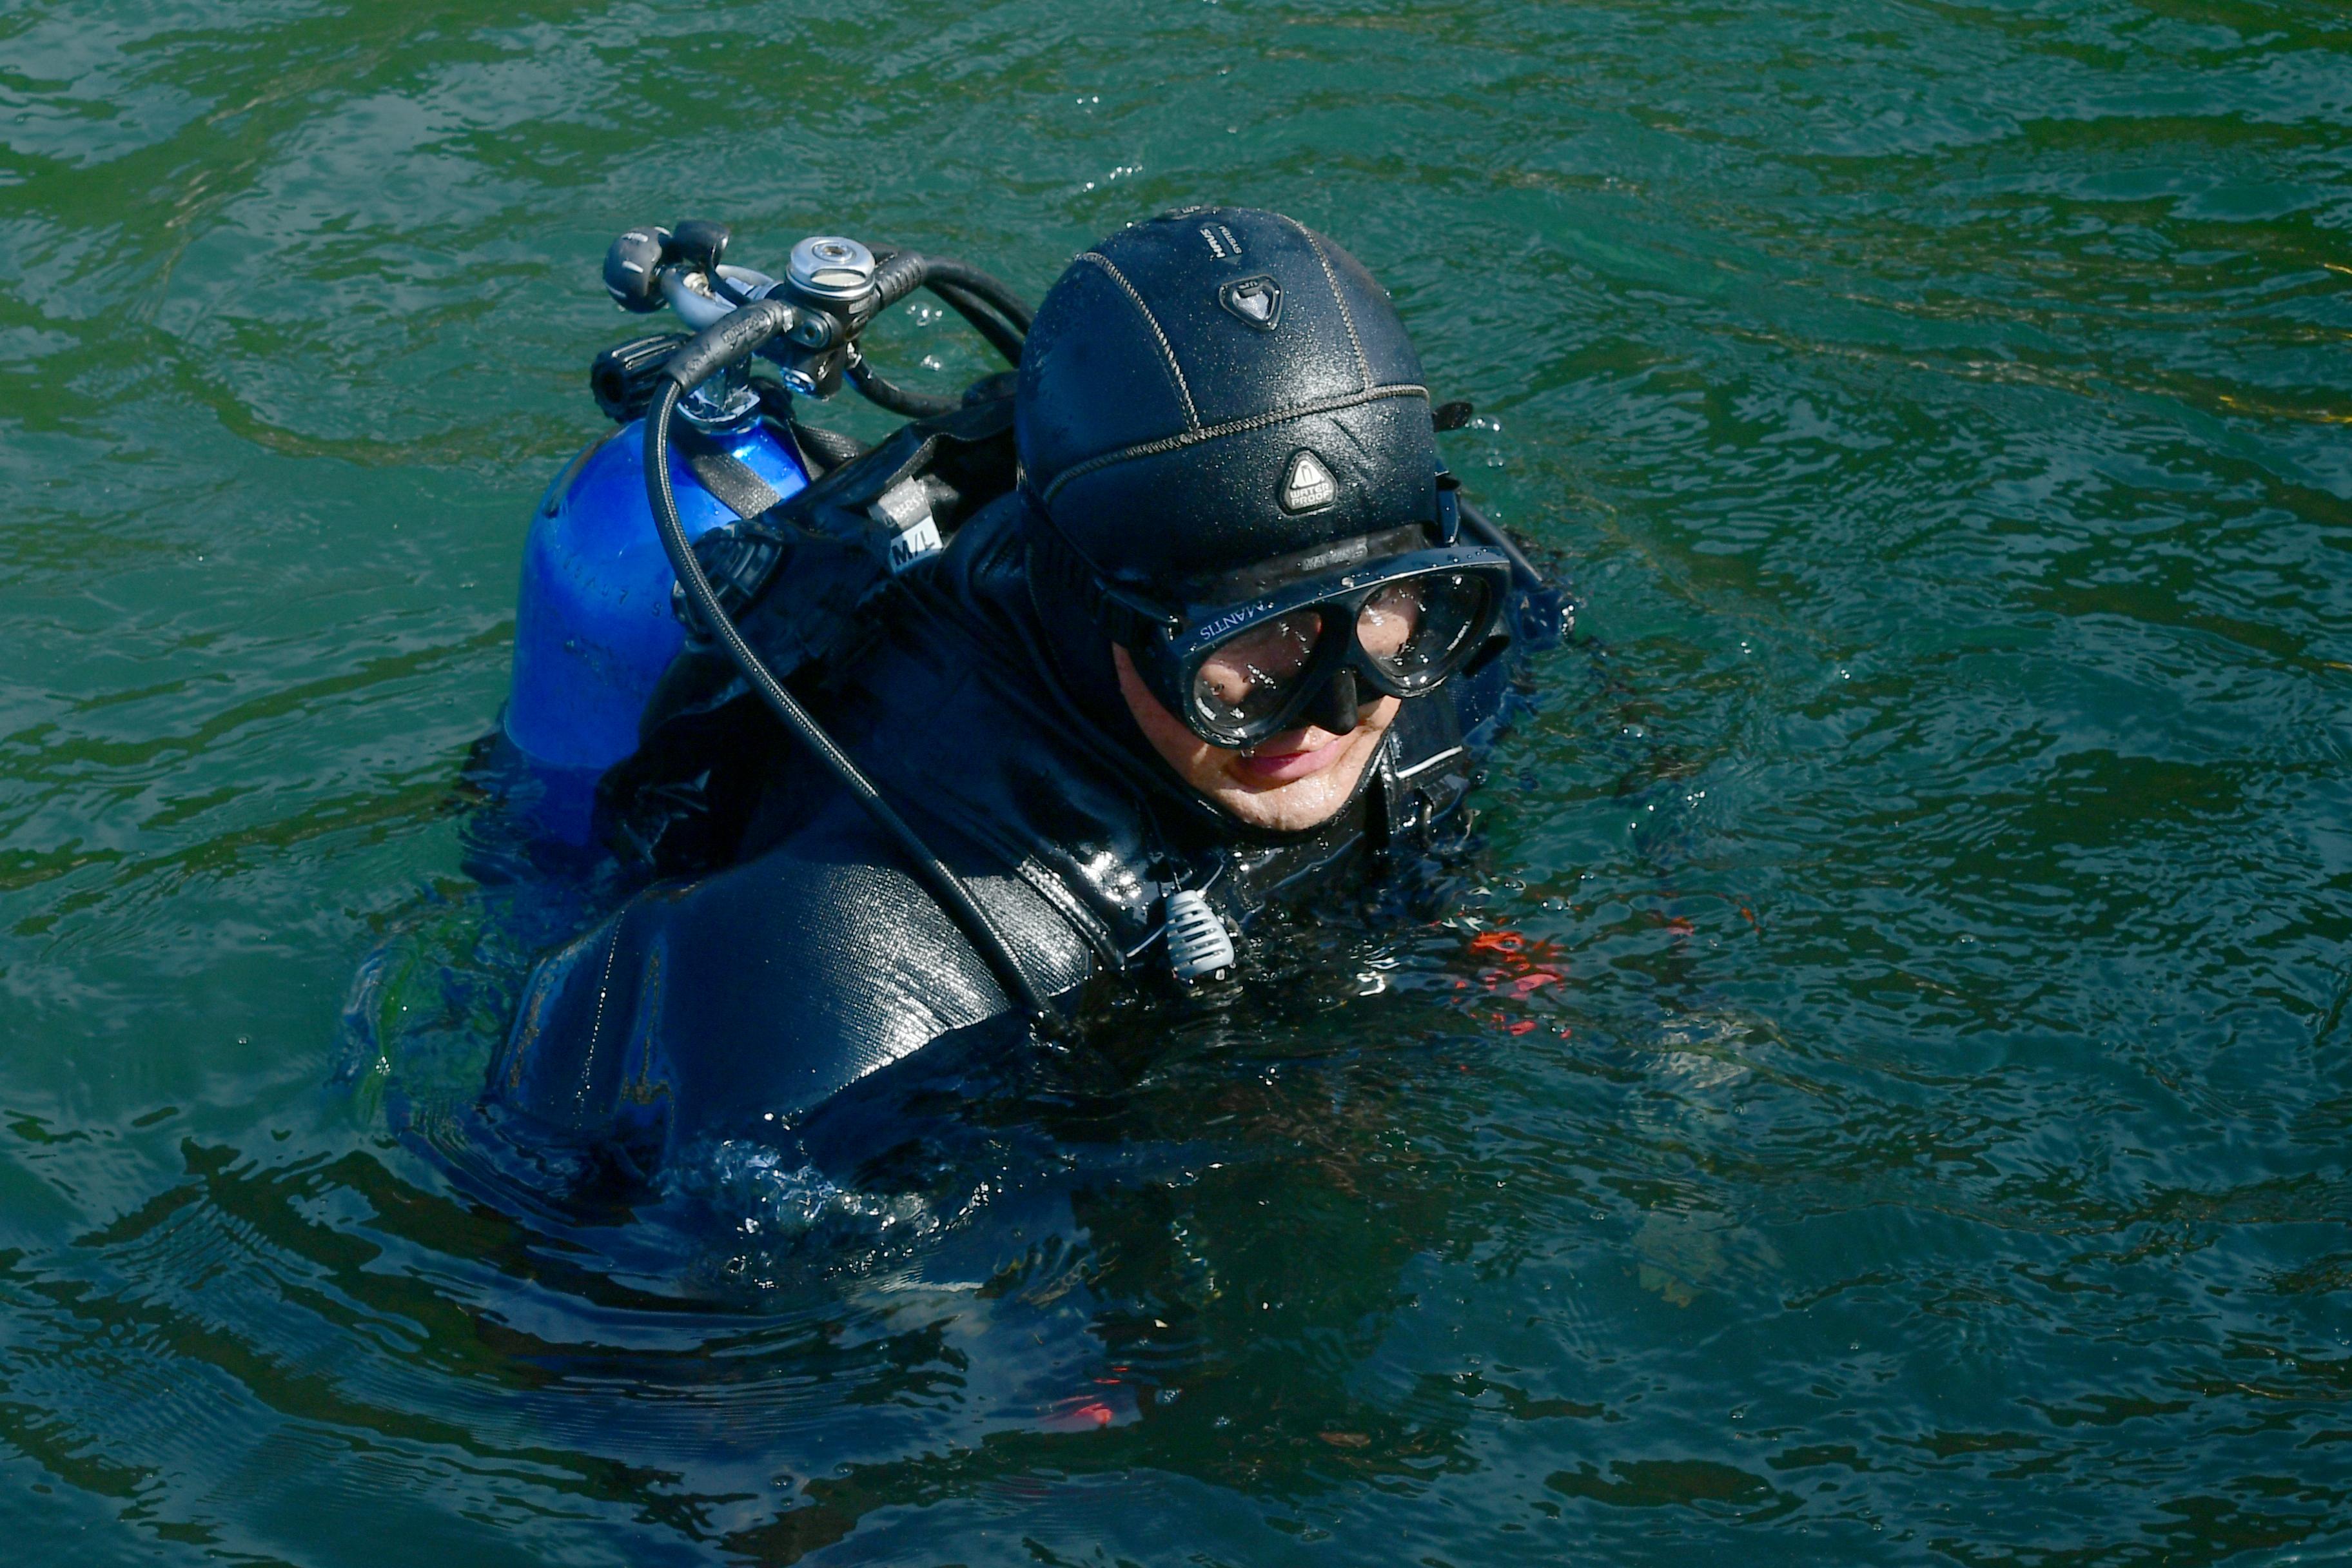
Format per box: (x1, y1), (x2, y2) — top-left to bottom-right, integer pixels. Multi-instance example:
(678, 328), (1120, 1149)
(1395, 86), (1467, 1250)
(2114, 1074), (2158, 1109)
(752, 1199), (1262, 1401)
(1112, 643), (1400, 832)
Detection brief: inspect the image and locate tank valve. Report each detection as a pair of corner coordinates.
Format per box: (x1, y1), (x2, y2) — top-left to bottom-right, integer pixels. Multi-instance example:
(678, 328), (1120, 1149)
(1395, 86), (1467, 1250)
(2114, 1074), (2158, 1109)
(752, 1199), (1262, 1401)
(1164, 888), (1236, 984)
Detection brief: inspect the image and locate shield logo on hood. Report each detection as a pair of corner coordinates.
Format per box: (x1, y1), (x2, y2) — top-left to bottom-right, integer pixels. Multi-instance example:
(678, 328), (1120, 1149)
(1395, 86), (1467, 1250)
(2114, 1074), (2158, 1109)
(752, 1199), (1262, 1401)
(1219, 275), (1282, 331)
(1279, 449), (1337, 513)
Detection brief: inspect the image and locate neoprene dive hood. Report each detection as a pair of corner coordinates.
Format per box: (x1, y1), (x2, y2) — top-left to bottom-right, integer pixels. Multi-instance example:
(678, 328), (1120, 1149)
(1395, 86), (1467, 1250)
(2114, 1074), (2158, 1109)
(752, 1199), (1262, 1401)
(1017, 206), (1443, 594)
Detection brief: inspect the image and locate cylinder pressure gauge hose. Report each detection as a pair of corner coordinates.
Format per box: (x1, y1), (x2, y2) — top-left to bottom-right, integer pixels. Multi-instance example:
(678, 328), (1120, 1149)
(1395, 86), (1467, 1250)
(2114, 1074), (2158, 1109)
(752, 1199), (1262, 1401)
(640, 280), (1072, 1039)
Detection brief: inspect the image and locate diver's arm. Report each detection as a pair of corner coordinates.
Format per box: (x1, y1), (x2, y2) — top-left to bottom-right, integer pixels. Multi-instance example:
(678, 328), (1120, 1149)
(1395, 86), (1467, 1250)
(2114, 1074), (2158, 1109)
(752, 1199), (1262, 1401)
(487, 798), (1092, 1171)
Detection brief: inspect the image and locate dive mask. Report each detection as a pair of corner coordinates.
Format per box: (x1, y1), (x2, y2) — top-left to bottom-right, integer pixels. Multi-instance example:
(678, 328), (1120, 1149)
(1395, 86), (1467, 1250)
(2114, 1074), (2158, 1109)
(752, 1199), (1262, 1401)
(1108, 521), (1513, 750)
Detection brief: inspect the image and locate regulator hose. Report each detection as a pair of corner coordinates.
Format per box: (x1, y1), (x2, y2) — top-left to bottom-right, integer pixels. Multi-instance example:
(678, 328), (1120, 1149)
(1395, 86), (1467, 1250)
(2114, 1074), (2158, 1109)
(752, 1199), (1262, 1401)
(846, 354), (962, 418)
(863, 248), (1032, 368)
(921, 259), (1034, 332)
(644, 311), (1070, 1038)
(927, 280), (1026, 364)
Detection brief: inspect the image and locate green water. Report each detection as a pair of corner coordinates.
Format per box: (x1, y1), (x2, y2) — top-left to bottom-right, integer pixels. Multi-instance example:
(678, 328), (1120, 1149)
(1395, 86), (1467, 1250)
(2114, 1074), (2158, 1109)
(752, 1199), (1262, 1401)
(6, 0), (2352, 1561)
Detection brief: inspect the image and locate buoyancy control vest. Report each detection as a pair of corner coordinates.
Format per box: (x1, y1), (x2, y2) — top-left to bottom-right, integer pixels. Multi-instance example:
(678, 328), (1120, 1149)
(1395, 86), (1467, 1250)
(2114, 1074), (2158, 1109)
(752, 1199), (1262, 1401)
(484, 429), (1503, 1177)
(480, 210), (1558, 1181)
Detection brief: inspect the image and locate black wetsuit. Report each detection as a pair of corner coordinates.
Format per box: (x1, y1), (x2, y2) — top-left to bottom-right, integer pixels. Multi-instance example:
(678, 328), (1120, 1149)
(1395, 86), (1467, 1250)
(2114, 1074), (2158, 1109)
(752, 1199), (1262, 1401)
(486, 495), (1501, 1175)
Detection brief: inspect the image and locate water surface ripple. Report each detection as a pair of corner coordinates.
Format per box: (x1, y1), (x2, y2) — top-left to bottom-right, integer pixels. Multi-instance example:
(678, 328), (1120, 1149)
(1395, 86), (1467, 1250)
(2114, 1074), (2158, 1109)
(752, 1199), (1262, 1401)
(3, 1), (2349, 1563)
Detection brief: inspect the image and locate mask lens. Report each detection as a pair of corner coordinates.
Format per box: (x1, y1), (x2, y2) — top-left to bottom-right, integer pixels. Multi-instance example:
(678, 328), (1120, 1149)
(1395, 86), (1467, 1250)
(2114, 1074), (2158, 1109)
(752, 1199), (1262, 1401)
(1359, 571), (1490, 688)
(1190, 609), (1326, 734)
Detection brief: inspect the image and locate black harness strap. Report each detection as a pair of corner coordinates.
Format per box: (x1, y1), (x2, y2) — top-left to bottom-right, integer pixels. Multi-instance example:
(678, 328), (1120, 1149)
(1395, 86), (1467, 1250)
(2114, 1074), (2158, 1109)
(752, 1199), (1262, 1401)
(678, 438), (783, 520)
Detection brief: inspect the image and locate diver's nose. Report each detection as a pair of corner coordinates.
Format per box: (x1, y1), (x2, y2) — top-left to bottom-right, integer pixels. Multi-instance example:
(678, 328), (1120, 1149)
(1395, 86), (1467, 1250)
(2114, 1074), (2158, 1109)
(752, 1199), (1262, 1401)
(1306, 668), (1360, 735)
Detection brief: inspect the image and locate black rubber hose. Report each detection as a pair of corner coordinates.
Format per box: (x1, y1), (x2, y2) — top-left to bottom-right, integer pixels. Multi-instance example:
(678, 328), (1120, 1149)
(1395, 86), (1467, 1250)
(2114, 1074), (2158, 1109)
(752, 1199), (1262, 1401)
(926, 279), (1025, 365)
(870, 250), (930, 309)
(846, 354), (963, 418)
(866, 246), (1034, 333)
(848, 248), (1030, 387)
(919, 259), (1034, 333)
(664, 297), (795, 387)
(643, 369), (1070, 1038)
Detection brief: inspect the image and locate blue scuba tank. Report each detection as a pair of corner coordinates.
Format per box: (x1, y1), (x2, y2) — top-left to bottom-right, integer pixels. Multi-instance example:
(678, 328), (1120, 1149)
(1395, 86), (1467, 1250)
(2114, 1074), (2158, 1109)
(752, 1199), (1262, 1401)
(502, 411), (808, 839)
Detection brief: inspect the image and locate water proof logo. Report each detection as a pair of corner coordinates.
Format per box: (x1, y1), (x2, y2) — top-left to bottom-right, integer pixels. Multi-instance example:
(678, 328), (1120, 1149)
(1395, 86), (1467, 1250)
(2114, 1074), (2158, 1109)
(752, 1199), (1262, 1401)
(1280, 449), (1337, 513)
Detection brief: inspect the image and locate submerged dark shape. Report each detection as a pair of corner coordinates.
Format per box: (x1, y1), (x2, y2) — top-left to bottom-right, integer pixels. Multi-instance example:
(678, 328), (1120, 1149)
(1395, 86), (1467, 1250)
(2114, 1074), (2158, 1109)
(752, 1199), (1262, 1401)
(484, 206), (1555, 1181)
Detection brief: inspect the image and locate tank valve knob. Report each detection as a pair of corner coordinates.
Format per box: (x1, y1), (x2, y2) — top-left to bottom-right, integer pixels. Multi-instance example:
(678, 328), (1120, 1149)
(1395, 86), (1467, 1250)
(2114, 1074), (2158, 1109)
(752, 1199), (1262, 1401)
(668, 218), (731, 273)
(1165, 888), (1236, 985)
(589, 331), (691, 424)
(603, 226), (671, 311)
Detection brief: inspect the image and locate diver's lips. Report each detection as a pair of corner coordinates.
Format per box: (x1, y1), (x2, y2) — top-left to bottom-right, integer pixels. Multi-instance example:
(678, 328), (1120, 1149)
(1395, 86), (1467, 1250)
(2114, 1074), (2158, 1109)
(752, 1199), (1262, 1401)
(1231, 732), (1349, 785)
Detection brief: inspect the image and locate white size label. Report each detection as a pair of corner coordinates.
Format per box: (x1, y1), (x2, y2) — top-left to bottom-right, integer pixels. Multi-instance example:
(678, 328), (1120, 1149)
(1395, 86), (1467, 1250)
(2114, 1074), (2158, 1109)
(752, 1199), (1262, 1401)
(888, 518), (943, 573)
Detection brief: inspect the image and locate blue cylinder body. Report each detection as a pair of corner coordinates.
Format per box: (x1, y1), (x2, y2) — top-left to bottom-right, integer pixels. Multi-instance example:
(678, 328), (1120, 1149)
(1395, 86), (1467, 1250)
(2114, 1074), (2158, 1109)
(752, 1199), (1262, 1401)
(503, 416), (808, 836)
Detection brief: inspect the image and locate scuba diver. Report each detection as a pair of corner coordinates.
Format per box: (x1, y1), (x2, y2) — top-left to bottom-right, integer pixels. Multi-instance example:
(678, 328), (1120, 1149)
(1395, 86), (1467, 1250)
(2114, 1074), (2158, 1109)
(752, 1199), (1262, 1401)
(484, 205), (1551, 1179)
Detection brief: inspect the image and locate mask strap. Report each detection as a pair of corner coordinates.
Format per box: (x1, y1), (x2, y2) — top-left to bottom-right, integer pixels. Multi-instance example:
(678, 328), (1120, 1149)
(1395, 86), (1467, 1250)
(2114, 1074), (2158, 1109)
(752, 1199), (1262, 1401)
(1022, 485), (1183, 644)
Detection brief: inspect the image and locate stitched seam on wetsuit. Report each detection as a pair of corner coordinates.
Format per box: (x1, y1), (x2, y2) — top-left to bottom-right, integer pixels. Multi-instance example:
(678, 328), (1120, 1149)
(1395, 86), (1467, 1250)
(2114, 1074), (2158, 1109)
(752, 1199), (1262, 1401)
(1076, 251), (1199, 431)
(1282, 215), (1370, 390)
(903, 781), (1123, 974)
(1010, 853), (1123, 972)
(1037, 383), (1429, 504)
